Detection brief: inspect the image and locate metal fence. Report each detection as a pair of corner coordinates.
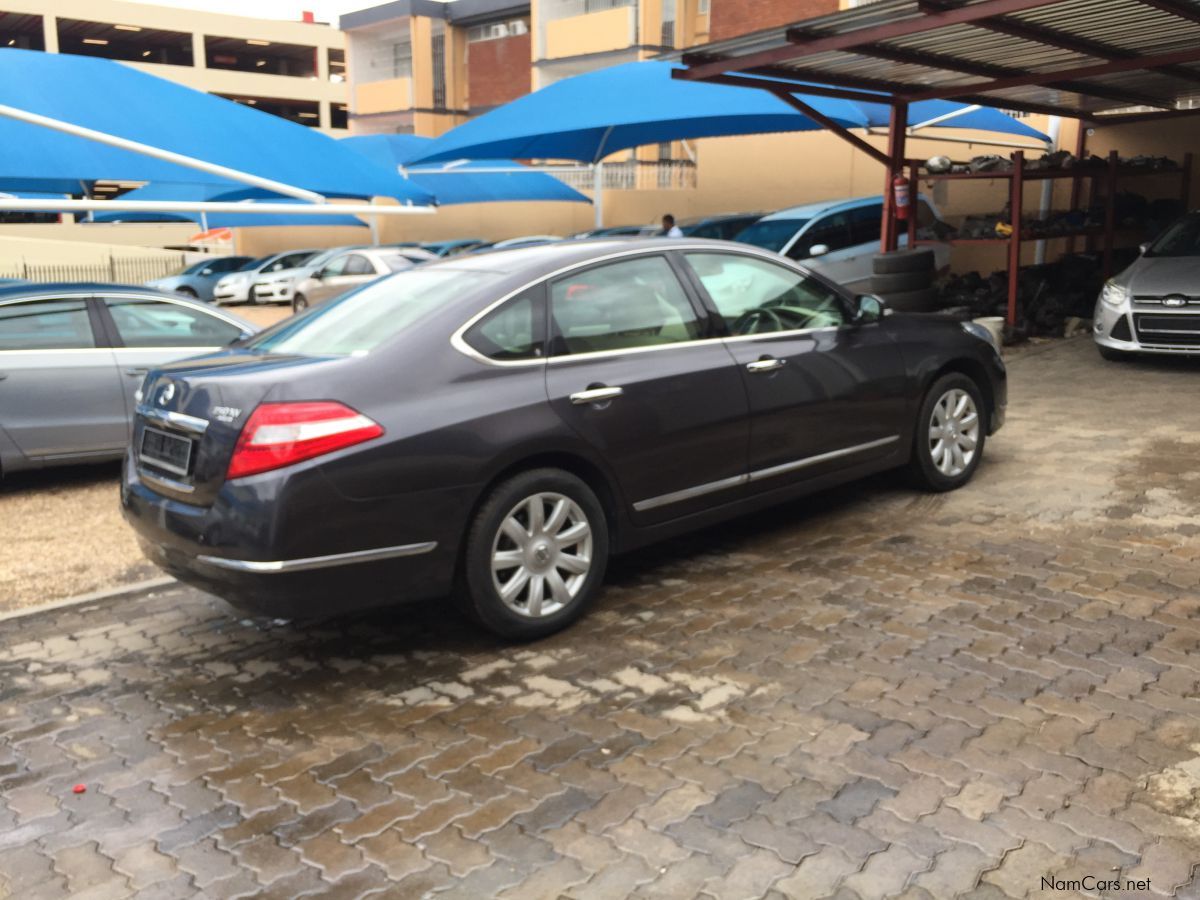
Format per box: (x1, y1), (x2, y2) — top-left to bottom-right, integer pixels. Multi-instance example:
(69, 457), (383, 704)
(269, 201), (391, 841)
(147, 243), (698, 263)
(556, 160), (698, 192)
(0, 254), (187, 285)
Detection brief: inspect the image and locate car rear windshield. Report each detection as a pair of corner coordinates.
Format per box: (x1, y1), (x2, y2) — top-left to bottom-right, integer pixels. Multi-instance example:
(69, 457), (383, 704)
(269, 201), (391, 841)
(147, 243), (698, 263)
(734, 219), (809, 252)
(245, 268), (502, 356)
(1146, 214), (1200, 257)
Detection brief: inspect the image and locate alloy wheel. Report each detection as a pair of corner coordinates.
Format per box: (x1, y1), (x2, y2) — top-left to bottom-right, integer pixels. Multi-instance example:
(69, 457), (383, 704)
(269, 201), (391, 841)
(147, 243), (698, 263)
(490, 492), (592, 618)
(928, 388), (979, 478)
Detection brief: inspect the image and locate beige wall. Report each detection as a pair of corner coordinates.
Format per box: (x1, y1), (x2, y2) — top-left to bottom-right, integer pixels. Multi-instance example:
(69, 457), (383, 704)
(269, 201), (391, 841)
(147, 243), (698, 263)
(234, 225), (371, 256)
(544, 7), (636, 60)
(0, 232), (191, 266)
(355, 77), (414, 114)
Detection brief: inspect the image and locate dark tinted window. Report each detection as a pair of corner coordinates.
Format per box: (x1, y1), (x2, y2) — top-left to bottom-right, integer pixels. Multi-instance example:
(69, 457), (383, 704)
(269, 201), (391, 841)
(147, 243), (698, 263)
(105, 298), (243, 348)
(207, 257), (252, 274)
(0, 299), (96, 350)
(463, 290), (544, 361)
(787, 212), (852, 260)
(735, 218), (808, 252)
(685, 253), (846, 334)
(550, 256), (700, 356)
(1147, 213), (1200, 257)
(849, 204), (884, 246)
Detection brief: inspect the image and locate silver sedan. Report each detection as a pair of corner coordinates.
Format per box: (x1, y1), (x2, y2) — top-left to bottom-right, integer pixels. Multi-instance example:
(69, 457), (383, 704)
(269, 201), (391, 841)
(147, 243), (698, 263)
(0, 283), (255, 475)
(291, 247), (435, 312)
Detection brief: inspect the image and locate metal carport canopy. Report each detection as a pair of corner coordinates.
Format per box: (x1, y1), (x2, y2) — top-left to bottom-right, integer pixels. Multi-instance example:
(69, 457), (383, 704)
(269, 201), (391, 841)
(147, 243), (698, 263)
(675, 0), (1200, 250)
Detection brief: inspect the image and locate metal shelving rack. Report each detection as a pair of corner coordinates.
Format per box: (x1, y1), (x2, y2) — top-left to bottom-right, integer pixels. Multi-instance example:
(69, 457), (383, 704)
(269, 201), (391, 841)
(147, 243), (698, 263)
(908, 150), (1193, 326)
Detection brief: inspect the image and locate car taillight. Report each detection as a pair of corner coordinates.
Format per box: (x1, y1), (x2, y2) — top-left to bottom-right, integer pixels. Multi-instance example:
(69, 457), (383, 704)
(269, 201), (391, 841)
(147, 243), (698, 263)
(227, 401), (383, 480)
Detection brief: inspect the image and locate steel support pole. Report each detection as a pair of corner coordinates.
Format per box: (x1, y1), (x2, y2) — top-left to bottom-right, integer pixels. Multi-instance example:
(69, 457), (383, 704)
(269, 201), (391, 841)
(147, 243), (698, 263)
(593, 162), (604, 230)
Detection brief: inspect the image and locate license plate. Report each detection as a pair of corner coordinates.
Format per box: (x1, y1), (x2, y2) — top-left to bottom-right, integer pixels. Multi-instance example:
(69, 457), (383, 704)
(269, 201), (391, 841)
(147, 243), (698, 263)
(140, 427), (193, 477)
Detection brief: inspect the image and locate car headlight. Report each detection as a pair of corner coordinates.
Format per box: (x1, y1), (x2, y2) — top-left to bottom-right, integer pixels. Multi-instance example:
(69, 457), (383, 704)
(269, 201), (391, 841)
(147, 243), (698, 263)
(961, 321), (1001, 354)
(1100, 280), (1130, 308)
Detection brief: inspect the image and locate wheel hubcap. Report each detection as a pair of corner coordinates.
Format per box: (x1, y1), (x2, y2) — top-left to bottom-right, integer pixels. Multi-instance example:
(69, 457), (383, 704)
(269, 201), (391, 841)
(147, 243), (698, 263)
(491, 492), (593, 618)
(928, 388), (979, 478)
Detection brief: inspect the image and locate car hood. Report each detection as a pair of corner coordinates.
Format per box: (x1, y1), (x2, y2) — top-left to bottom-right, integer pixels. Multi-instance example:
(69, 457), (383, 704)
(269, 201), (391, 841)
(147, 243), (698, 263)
(1117, 256), (1200, 296)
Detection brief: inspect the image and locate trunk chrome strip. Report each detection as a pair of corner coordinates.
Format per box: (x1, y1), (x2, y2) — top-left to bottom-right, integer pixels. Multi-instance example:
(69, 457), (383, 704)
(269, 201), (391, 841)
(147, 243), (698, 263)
(138, 407), (210, 436)
(196, 541), (438, 574)
(632, 435), (901, 512)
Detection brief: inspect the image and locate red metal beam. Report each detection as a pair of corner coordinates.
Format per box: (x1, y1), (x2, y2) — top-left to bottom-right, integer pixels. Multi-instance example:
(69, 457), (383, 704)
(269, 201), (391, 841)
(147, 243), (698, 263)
(677, 0), (1069, 81)
(904, 46), (1200, 102)
(882, 101), (907, 253)
(767, 89), (892, 167)
(669, 69), (890, 104)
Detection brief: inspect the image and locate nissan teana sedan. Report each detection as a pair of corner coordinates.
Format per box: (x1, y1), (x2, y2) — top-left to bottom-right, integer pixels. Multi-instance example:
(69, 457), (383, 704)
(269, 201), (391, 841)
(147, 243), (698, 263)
(122, 240), (1006, 639)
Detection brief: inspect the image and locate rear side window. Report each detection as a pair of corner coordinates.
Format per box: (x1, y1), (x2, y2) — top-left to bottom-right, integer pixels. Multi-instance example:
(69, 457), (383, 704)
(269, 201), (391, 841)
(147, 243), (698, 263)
(344, 254), (376, 276)
(462, 290), (544, 361)
(104, 298), (243, 348)
(550, 256), (700, 356)
(0, 299), (96, 350)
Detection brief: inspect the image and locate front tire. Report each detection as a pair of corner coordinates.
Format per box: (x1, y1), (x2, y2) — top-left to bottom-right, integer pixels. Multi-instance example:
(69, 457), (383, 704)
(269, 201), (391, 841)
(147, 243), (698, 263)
(909, 373), (986, 492)
(292, 294), (308, 313)
(460, 469), (608, 640)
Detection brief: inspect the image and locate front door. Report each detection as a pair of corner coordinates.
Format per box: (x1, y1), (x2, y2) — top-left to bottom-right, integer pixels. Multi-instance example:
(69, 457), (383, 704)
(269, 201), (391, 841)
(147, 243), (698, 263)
(0, 297), (127, 460)
(543, 253), (750, 525)
(680, 250), (908, 490)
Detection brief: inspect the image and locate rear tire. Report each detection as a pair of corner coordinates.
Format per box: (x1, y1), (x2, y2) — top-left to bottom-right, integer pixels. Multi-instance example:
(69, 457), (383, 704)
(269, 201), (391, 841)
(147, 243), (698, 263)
(459, 468), (609, 640)
(909, 373), (987, 492)
(292, 294), (308, 313)
(176, 287), (198, 298)
(1097, 344), (1133, 361)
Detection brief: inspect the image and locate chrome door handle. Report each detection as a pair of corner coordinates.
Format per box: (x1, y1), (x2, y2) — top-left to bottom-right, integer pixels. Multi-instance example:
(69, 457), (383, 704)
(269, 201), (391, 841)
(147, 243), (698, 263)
(569, 386), (624, 405)
(123, 367), (149, 377)
(746, 358), (786, 373)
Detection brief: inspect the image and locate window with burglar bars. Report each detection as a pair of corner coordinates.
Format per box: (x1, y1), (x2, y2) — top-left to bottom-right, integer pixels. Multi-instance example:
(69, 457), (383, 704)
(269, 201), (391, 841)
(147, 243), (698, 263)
(660, 0), (675, 47)
(431, 28), (446, 109)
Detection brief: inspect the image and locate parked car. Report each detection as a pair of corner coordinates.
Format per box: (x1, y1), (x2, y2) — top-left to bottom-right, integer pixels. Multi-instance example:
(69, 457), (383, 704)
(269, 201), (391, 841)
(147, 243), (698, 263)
(0, 282), (255, 475)
(291, 247), (426, 311)
(472, 235), (563, 253)
(146, 256), (255, 302)
(679, 212), (764, 241)
(122, 239), (1005, 639)
(421, 239), (488, 257)
(570, 225), (658, 239)
(213, 250), (319, 305)
(733, 196), (950, 292)
(252, 245), (364, 306)
(1094, 212), (1200, 360)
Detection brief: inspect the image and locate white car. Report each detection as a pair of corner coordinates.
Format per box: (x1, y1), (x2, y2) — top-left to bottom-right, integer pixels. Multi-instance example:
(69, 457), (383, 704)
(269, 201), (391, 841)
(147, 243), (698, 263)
(734, 195), (950, 292)
(212, 249), (318, 305)
(253, 246), (363, 306)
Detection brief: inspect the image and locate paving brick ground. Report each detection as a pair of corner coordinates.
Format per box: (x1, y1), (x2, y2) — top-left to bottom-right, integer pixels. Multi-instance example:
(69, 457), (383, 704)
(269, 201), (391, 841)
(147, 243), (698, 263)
(2, 336), (1200, 899)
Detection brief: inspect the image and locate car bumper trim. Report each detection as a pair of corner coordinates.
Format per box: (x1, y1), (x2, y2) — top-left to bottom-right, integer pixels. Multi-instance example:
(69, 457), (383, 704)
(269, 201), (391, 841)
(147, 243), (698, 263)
(196, 541), (438, 574)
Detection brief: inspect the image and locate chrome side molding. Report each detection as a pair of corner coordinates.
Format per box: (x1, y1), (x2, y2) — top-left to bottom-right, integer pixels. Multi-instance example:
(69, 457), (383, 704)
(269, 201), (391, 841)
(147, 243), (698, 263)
(196, 541), (438, 574)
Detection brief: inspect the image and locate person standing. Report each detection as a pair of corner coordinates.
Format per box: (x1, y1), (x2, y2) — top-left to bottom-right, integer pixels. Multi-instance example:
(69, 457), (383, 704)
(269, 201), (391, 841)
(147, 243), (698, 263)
(661, 214), (683, 238)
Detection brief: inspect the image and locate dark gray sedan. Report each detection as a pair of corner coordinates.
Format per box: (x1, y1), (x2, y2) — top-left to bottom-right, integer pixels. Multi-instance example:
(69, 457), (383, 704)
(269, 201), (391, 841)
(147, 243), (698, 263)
(0, 283), (255, 475)
(122, 240), (1006, 639)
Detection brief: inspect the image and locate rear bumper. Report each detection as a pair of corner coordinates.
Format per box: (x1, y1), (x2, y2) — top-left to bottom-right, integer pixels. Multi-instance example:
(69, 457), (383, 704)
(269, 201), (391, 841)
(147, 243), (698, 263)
(120, 452), (459, 618)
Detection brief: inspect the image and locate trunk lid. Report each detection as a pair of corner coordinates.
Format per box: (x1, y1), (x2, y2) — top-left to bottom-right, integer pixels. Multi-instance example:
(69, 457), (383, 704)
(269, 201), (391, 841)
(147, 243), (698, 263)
(133, 350), (336, 505)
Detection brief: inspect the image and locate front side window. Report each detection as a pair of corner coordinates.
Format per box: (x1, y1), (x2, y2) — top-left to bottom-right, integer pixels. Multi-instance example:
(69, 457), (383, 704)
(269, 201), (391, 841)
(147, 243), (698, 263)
(734, 218), (808, 253)
(550, 256), (700, 356)
(105, 298), (243, 348)
(787, 212), (852, 260)
(684, 253), (847, 335)
(462, 290), (544, 361)
(848, 204), (884, 246)
(0, 299), (96, 350)
(320, 255), (351, 278)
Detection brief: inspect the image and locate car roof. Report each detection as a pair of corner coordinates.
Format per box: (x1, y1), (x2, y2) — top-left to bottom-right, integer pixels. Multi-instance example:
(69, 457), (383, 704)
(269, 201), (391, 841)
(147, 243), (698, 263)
(679, 212), (763, 226)
(757, 196), (884, 222)
(0, 282), (180, 301)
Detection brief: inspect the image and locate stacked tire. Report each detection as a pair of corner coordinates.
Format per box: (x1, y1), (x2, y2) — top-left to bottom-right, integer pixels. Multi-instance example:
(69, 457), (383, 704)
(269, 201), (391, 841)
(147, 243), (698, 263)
(871, 249), (938, 312)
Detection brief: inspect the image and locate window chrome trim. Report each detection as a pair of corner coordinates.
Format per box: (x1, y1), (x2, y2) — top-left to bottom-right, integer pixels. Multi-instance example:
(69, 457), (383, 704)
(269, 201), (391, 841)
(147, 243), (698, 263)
(196, 541), (438, 574)
(449, 243), (845, 369)
(632, 435), (901, 512)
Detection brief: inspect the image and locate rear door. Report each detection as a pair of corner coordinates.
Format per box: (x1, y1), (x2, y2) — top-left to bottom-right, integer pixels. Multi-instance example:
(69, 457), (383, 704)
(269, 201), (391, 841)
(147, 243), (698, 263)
(0, 296), (127, 460)
(97, 294), (249, 426)
(308, 253), (354, 304)
(543, 253), (750, 525)
(680, 250), (907, 489)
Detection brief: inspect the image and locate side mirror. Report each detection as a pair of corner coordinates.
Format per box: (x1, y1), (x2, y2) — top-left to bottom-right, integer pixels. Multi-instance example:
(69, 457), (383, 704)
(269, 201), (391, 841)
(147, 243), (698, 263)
(1139, 242), (1150, 255)
(808, 243), (831, 258)
(312, 269), (326, 280)
(199, 267), (214, 276)
(853, 294), (887, 324)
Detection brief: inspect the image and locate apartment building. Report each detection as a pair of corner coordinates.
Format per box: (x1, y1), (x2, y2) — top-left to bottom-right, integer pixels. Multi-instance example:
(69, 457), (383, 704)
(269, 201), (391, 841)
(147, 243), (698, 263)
(0, 0), (349, 132)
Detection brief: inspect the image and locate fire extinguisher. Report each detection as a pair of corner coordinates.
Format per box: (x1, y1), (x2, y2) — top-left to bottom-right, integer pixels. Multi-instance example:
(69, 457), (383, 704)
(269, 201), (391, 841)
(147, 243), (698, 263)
(892, 174), (911, 221)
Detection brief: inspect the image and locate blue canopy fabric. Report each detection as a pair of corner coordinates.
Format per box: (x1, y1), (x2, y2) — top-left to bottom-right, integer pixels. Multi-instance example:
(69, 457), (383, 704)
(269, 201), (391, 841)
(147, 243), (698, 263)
(341, 135), (590, 205)
(0, 47), (433, 205)
(86, 183), (367, 227)
(410, 60), (1049, 165)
